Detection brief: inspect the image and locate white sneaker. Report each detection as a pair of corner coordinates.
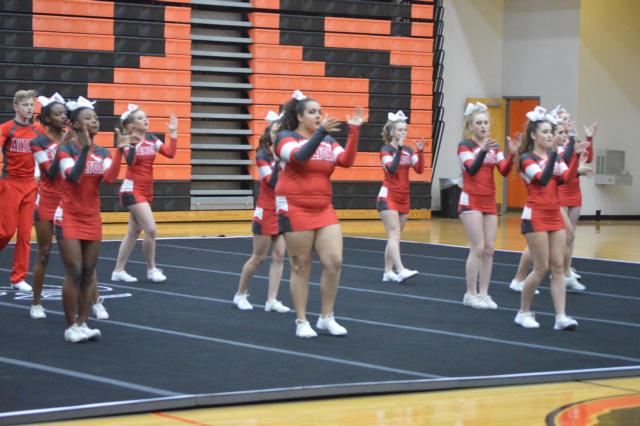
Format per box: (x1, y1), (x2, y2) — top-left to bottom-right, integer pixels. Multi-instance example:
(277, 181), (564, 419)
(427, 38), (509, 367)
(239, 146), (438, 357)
(233, 293), (253, 310)
(316, 314), (348, 336)
(478, 294), (498, 309)
(265, 299), (290, 313)
(514, 311), (540, 328)
(509, 279), (539, 295)
(565, 275), (586, 291)
(295, 319), (318, 338)
(570, 267), (582, 279)
(147, 268), (167, 283)
(64, 324), (88, 343)
(463, 293), (489, 309)
(30, 304), (46, 319)
(396, 269), (418, 282)
(382, 271), (400, 283)
(78, 322), (101, 340)
(10, 280), (32, 291)
(554, 314), (578, 331)
(93, 299), (109, 320)
(111, 270), (138, 282)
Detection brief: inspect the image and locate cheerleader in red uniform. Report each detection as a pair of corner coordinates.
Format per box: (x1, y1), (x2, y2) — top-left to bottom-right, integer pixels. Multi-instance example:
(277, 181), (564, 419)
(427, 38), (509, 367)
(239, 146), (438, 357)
(0, 89), (41, 291)
(28, 93), (67, 319)
(275, 90), (363, 338)
(514, 106), (586, 331)
(56, 98), (128, 342)
(111, 105), (177, 283)
(457, 102), (520, 309)
(377, 110), (424, 283)
(233, 111), (290, 313)
(555, 106), (597, 290)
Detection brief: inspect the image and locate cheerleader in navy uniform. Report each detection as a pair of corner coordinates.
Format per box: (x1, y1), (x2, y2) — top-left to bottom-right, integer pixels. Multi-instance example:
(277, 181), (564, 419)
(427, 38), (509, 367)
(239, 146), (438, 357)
(377, 110), (425, 283)
(457, 102), (520, 309)
(56, 97), (130, 342)
(29, 93), (67, 319)
(233, 111), (290, 313)
(513, 106), (586, 331)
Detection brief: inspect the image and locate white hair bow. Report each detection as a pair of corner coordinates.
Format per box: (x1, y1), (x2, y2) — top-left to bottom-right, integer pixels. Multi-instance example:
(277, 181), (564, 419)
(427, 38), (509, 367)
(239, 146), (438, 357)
(526, 106), (547, 122)
(463, 102), (488, 117)
(66, 96), (96, 111)
(387, 110), (407, 122)
(265, 110), (283, 123)
(120, 103), (139, 121)
(37, 92), (65, 108)
(292, 90), (307, 101)
(545, 112), (560, 125)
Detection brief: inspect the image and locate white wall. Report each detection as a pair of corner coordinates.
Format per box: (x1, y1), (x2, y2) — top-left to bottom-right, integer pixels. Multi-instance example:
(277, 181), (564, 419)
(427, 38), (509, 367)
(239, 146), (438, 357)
(433, 0), (504, 209)
(502, 0), (581, 114)
(578, 0), (640, 215)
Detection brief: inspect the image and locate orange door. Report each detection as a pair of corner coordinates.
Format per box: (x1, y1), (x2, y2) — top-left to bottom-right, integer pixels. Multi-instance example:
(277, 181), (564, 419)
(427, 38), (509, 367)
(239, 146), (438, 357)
(506, 98), (539, 209)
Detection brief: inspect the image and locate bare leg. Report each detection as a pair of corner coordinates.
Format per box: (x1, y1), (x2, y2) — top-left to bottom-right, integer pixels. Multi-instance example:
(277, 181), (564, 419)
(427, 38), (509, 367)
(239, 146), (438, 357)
(32, 220), (54, 306)
(478, 214), (497, 295)
(520, 232), (550, 313)
(548, 229), (568, 316)
(59, 239), (83, 326)
(236, 234), (272, 295)
(380, 210), (404, 272)
(459, 211), (485, 295)
(562, 206), (581, 276)
(114, 212), (142, 272)
(284, 230), (314, 322)
(77, 241), (100, 325)
(266, 235), (286, 302)
(313, 224), (343, 317)
(127, 203), (158, 270)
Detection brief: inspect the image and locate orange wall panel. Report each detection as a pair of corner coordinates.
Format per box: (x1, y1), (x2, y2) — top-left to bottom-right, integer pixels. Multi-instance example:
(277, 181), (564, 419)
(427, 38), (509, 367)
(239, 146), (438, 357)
(113, 101), (191, 119)
(33, 0), (113, 18)
(33, 32), (114, 51)
(252, 0), (280, 9)
(140, 55), (191, 71)
(412, 4), (434, 20)
(248, 12), (280, 29)
(248, 29), (280, 45)
(88, 84), (191, 102)
(411, 22), (434, 38)
(390, 51), (433, 67)
(324, 17), (390, 35)
(249, 44), (303, 60)
(411, 81), (433, 96)
(326, 33), (433, 53)
(250, 59), (325, 76)
(165, 6), (191, 23)
(165, 39), (192, 55)
(411, 67), (433, 82)
(114, 69), (191, 86)
(164, 23), (191, 39)
(251, 90), (369, 108)
(249, 75), (369, 93)
(33, 15), (113, 35)
(411, 96), (433, 110)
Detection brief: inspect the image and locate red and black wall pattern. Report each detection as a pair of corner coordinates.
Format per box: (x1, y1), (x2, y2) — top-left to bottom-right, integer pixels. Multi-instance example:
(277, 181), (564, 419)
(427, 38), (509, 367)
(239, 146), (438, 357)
(0, 0), (192, 211)
(248, 0), (436, 209)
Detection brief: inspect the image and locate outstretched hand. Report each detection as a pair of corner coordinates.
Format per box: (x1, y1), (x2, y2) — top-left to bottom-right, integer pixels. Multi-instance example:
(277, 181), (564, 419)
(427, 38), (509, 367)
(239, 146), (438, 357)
(76, 124), (92, 148)
(480, 139), (500, 152)
(346, 107), (365, 126)
(321, 116), (341, 133)
(114, 128), (141, 149)
(415, 138), (425, 151)
(507, 132), (523, 154)
(584, 122), (598, 138)
(166, 114), (178, 136)
(578, 151), (593, 176)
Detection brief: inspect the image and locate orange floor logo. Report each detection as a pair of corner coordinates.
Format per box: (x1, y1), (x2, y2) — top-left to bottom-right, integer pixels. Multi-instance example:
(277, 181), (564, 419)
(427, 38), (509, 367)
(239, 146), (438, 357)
(547, 394), (640, 425)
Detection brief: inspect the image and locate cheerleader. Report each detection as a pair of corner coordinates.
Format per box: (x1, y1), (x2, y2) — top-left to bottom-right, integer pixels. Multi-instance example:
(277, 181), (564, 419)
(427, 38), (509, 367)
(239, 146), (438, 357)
(275, 90), (363, 338)
(233, 112), (290, 313)
(111, 105), (177, 283)
(513, 106), (586, 330)
(0, 89), (40, 291)
(377, 110), (425, 283)
(457, 102), (520, 309)
(29, 93), (67, 318)
(56, 97), (129, 342)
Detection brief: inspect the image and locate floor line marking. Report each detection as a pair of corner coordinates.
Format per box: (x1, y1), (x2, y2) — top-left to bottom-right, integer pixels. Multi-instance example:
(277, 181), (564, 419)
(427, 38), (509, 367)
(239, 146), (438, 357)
(0, 356), (181, 397)
(0, 302), (442, 380)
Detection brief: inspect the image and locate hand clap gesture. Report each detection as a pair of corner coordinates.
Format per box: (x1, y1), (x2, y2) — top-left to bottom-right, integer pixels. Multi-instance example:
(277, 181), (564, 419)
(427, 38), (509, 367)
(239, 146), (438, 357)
(346, 107), (365, 126)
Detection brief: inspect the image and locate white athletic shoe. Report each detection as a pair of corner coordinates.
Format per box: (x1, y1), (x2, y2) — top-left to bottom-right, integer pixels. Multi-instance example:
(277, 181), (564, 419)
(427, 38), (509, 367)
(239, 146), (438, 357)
(316, 314), (348, 336)
(11, 280), (32, 292)
(463, 293), (489, 309)
(233, 293), (253, 310)
(111, 270), (138, 283)
(295, 319), (318, 338)
(570, 267), (582, 279)
(93, 299), (109, 320)
(509, 279), (540, 295)
(264, 299), (290, 313)
(78, 322), (102, 340)
(396, 269), (418, 282)
(30, 304), (46, 319)
(382, 270), (400, 282)
(514, 311), (540, 329)
(554, 314), (578, 331)
(147, 268), (167, 283)
(64, 324), (88, 343)
(565, 275), (586, 291)
(478, 294), (498, 309)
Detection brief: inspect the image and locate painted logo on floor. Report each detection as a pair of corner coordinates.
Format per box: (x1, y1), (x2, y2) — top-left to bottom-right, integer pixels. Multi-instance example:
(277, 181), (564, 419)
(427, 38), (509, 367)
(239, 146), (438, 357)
(547, 394), (640, 425)
(0, 284), (132, 301)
